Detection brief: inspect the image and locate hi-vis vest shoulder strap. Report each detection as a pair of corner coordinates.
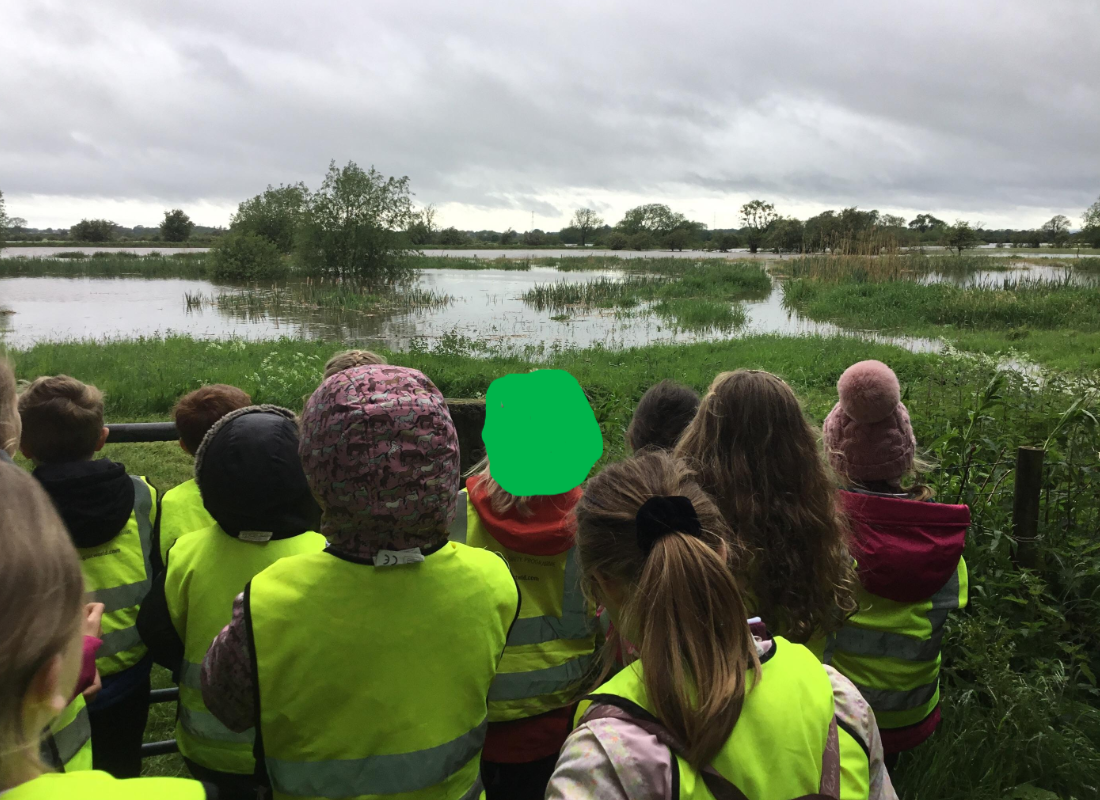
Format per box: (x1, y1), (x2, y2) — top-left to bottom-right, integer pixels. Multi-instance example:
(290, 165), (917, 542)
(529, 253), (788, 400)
(575, 638), (861, 800)
(42, 694), (92, 772)
(164, 525), (326, 776)
(5, 771), (205, 800)
(459, 491), (598, 722)
(826, 559), (968, 734)
(248, 544), (519, 800)
(159, 478), (215, 563)
(80, 476), (157, 677)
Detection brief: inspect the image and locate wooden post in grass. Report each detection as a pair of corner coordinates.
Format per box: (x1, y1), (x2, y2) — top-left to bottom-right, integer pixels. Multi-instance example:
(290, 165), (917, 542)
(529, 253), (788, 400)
(1012, 446), (1045, 570)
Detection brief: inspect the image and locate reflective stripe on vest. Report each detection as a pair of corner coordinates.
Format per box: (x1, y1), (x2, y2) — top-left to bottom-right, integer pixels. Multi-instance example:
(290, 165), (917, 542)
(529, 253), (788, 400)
(575, 638), (847, 800)
(461, 491), (598, 721)
(165, 525), (326, 775)
(265, 718), (488, 798)
(83, 476), (156, 676)
(249, 546), (516, 800)
(45, 694), (92, 772)
(827, 560), (968, 732)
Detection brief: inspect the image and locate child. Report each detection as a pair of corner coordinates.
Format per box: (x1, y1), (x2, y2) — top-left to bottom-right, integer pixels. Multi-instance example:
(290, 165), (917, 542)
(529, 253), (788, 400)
(1, 360), (103, 773)
(674, 370), (858, 650)
(546, 452), (895, 800)
(322, 348), (386, 380)
(453, 454), (599, 800)
(161, 384), (252, 561)
(625, 380), (700, 454)
(137, 406), (325, 798)
(202, 365), (520, 800)
(19, 375), (158, 778)
(0, 462), (208, 798)
(822, 360), (969, 762)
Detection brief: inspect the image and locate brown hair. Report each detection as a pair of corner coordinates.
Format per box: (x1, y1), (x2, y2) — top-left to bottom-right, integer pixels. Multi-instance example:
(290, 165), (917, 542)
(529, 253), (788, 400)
(17, 376), (105, 463)
(0, 359), (20, 457)
(466, 456), (532, 516)
(626, 380), (700, 454)
(0, 464), (85, 780)
(674, 370), (857, 642)
(173, 384), (253, 454)
(323, 349), (387, 380)
(575, 451), (760, 768)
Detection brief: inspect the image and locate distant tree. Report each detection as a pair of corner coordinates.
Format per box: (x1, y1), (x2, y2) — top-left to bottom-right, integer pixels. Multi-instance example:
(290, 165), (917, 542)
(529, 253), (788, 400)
(908, 214), (946, 233)
(803, 210), (840, 253)
(943, 220), (982, 254)
(70, 219), (117, 243)
(571, 208), (604, 247)
(295, 161), (415, 284)
(880, 214), (906, 229)
(607, 231), (629, 250)
(499, 228), (518, 246)
(1041, 215), (1072, 247)
(739, 200), (778, 253)
(523, 229), (546, 246)
(1025, 229), (1044, 248)
(764, 217), (804, 253)
(160, 209), (195, 242)
(232, 183), (309, 254)
(618, 204), (686, 237)
(715, 231), (740, 252)
(210, 230), (287, 281)
(437, 226), (468, 246)
(0, 189), (8, 250)
(558, 226), (581, 245)
(407, 205), (438, 246)
(666, 228), (691, 251)
(1082, 195), (1100, 247)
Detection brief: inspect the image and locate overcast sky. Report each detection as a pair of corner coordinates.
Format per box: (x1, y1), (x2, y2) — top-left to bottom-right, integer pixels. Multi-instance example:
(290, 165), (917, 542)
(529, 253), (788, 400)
(2, 0), (1098, 231)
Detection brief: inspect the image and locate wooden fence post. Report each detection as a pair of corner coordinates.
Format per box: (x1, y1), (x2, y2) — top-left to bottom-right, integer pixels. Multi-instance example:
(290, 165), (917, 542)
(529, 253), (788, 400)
(1011, 446), (1045, 569)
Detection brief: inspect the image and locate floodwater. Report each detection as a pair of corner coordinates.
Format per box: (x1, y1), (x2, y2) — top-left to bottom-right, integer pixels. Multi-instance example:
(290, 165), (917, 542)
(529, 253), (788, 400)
(0, 260), (1088, 356)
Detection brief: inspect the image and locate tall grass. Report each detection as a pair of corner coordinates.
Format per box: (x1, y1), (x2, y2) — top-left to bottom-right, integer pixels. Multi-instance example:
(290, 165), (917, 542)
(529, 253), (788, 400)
(778, 252), (1008, 283)
(0, 254), (212, 279)
(412, 255), (532, 271)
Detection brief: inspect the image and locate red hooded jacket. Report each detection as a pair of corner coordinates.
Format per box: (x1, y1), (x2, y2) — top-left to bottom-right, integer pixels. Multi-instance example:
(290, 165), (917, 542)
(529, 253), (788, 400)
(466, 476), (584, 764)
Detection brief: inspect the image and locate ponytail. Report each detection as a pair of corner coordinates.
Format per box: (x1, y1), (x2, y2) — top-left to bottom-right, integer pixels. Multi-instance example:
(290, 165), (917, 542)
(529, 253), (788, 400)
(575, 451), (761, 769)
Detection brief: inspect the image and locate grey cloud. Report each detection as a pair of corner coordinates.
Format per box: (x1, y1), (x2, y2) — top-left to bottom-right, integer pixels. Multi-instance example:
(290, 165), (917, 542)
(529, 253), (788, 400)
(1, 0), (1098, 225)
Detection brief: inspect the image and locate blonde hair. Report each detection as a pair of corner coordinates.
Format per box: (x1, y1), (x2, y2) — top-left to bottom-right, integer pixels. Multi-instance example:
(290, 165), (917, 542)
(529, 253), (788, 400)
(575, 451), (760, 768)
(466, 455), (533, 517)
(323, 350), (387, 380)
(17, 376), (104, 463)
(0, 360), (20, 457)
(0, 464), (85, 781)
(675, 370), (857, 643)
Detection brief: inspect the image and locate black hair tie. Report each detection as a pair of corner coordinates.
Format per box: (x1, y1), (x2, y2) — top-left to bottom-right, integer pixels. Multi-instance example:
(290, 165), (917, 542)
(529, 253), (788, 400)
(636, 495), (703, 555)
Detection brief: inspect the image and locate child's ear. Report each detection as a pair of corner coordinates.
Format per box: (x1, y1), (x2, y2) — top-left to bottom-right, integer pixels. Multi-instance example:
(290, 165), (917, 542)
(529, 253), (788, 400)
(26, 653), (69, 721)
(94, 427), (109, 452)
(178, 439), (193, 456)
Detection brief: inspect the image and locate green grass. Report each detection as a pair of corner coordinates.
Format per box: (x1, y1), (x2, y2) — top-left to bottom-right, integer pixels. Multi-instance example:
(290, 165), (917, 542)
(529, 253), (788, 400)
(0, 254), (212, 279)
(651, 299), (747, 332)
(413, 255), (532, 270)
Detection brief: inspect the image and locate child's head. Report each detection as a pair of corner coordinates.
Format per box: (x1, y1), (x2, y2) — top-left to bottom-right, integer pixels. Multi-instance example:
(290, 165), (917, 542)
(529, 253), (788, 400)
(0, 359), (20, 457)
(17, 375), (107, 464)
(467, 455), (533, 517)
(823, 360), (916, 488)
(323, 349), (387, 381)
(674, 369), (856, 642)
(173, 384), (253, 456)
(195, 406), (321, 538)
(625, 380), (700, 454)
(299, 365), (459, 559)
(575, 451), (759, 769)
(0, 464), (86, 781)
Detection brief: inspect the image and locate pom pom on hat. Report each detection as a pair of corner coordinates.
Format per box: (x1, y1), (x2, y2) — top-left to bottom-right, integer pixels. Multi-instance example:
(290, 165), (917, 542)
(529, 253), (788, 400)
(837, 360), (901, 424)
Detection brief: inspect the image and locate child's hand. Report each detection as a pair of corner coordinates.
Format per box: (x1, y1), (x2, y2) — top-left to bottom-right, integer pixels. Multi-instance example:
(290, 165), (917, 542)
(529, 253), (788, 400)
(82, 670), (102, 703)
(83, 603), (105, 638)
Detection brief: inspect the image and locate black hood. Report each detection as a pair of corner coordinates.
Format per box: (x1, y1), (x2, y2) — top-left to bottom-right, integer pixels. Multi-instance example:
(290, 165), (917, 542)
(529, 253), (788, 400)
(195, 405), (321, 540)
(34, 459), (136, 549)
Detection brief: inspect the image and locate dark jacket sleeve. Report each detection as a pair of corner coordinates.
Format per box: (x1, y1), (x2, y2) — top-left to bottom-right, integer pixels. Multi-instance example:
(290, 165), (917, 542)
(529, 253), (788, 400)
(150, 486), (165, 576)
(136, 557), (184, 679)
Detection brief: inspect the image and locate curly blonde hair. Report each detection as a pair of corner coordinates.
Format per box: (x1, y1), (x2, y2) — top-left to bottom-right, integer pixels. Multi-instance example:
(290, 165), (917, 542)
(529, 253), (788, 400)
(675, 370), (858, 642)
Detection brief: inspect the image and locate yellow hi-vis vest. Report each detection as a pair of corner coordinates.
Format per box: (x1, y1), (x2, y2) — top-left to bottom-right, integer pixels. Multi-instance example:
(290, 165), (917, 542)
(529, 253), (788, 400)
(159, 479), (215, 564)
(164, 524), (326, 775)
(575, 638), (872, 800)
(248, 543), (519, 800)
(825, 559), (968, 733)
(4, 771), (204, 800)
(43, 694), (92, 772)
(452, 490), (598, 722)
(79, 476), (157, 677)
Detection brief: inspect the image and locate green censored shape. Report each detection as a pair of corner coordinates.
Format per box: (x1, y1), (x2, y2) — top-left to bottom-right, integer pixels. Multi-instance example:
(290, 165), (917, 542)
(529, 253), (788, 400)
(482, 370), (603, 496)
